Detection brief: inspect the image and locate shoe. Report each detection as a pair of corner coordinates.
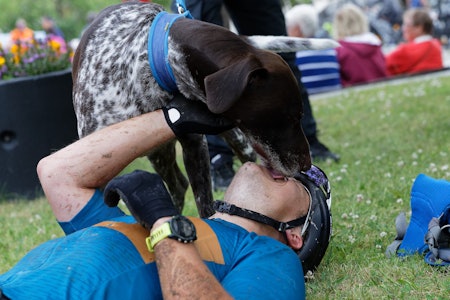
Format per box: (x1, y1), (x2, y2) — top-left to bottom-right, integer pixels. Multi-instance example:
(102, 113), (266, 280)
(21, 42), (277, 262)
(210, 154), (235, 191)
(309, 139), (340, 162)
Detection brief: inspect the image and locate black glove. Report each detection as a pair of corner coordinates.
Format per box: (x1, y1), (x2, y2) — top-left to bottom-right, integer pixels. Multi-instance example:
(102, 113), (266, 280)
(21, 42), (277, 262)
(104, 170), (179, 229)
(163, 93), (235, 137)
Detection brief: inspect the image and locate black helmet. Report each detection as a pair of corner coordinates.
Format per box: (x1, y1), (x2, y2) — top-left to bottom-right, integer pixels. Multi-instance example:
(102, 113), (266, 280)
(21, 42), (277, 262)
(294, 165), (332, 276)
(213, 164), (332, 277)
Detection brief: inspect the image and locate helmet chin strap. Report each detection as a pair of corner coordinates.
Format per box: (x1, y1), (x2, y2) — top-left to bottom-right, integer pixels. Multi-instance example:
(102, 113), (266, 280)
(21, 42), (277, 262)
(213, 200), (309, 233)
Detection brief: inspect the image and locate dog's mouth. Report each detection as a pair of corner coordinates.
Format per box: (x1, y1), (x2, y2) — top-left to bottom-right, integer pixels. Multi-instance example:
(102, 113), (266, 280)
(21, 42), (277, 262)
(252, 143), (286, 178)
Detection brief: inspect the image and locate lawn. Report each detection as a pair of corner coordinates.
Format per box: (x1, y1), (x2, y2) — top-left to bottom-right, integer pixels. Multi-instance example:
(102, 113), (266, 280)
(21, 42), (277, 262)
(1, 71), (450, 298)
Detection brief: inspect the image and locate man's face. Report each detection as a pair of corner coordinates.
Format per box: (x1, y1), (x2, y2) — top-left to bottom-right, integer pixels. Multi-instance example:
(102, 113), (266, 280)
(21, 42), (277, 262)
(224, 162), (310, 223)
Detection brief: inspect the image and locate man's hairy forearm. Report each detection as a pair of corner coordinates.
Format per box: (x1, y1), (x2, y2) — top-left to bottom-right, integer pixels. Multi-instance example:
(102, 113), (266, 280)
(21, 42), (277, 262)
(155, 239), (232, 299)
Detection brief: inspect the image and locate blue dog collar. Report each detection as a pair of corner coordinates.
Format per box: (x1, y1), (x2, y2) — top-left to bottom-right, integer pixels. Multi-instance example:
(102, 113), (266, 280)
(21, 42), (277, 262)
(148, 11), (190, 93)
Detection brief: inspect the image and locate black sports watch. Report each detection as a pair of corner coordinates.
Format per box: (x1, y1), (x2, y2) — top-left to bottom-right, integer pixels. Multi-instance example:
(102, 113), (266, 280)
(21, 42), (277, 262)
(146, 215), (197, 252)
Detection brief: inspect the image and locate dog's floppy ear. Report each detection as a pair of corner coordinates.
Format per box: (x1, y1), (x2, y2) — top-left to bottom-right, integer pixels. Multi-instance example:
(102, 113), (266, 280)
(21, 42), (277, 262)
(205, 55), (267, 114)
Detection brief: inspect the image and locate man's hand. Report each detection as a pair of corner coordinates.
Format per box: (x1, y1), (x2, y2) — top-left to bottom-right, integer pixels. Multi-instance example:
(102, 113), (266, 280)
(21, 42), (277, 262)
(104, 170), (179, 229)
(163, 94), (235, 137)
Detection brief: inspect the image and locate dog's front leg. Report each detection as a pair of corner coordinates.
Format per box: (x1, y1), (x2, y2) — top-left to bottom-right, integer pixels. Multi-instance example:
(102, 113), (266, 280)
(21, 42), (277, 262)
(178, 134), (215, 218)
(147, 141), (189, 212)
(220, 128), (257, 164)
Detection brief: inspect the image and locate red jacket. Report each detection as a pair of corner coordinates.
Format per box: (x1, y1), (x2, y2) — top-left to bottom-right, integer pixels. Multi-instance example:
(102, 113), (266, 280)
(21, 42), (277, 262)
(336, 36), (387, 87)
(386, 37), (443, 76)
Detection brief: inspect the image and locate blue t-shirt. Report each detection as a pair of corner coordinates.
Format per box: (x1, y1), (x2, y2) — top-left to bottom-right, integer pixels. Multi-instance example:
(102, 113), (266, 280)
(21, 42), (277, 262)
(0, 190), (305, 299)
(296, 48), (342, 95)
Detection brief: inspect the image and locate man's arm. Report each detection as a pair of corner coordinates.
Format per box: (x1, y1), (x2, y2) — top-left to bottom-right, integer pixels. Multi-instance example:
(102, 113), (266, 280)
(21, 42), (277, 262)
(37, 110), (174, 222)
(153, 231), (232, 300)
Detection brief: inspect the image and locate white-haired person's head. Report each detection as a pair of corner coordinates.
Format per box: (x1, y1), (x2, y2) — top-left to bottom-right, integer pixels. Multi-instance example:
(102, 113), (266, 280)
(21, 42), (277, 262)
(285, 4), (319, 38)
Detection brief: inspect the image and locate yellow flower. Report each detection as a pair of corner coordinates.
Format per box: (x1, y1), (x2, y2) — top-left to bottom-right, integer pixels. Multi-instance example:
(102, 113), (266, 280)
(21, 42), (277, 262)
(10, 44), (19, 55)
(0, 56), (5, 66)
(13, 54), (20, 64)
(48, 40), (61, 53)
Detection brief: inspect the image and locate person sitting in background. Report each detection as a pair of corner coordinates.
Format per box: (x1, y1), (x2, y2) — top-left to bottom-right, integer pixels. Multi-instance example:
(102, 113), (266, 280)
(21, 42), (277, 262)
(10, 18), (34, 44)
(332, 3), (387, 87)
(386, 8), (443, 76)
(286, 4), (342, 95)
(41, 16), (67, 53)
(41, 16), (65, 39)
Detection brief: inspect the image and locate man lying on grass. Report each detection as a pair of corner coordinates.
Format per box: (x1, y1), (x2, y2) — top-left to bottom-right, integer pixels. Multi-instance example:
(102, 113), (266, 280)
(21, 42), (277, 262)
(0, 94), (331, 300)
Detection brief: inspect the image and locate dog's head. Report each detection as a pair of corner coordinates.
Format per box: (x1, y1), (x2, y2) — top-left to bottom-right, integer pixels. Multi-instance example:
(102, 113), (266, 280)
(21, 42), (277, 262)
(204, 50), (311, 175)
(201, 35), (339, 175)
(169, 20), (339, 175)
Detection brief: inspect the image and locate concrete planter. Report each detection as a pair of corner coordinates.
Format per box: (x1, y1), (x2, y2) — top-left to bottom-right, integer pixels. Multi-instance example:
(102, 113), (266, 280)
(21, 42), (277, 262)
(0, 69), (78, 199)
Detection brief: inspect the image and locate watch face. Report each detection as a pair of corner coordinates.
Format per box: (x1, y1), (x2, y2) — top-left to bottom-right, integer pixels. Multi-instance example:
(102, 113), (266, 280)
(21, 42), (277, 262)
(178, 221), (195, 236)
(171, 216), (196, 241)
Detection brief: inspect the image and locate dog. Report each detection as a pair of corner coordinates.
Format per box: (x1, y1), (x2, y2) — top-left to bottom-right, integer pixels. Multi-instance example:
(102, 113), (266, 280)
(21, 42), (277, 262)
(72, 2), (338, 217)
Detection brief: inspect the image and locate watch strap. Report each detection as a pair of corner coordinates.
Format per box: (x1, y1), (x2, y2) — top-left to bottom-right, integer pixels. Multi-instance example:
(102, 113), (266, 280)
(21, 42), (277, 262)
(146, 221), (171, 252)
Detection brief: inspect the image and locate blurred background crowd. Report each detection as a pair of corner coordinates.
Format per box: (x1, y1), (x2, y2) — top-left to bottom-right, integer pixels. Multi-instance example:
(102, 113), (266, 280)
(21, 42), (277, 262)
(312, 0), (450, 46)
(1, 0), (450, 51)
(1, 0), (449, 70)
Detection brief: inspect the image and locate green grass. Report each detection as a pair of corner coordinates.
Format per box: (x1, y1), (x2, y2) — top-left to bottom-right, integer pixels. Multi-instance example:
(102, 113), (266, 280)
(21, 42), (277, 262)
(1, 73), (450, 298)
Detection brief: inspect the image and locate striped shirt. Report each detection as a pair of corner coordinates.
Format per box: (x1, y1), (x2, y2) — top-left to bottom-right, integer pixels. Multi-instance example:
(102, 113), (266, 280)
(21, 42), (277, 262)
(295, 49), (342, 95)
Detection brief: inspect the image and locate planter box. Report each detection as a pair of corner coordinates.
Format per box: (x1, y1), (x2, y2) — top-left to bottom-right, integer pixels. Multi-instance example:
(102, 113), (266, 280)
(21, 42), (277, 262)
(0, 69), (78, 199)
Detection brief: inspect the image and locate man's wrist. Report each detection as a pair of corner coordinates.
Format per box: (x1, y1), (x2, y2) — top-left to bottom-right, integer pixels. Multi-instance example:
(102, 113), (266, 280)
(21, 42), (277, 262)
(147, 218), (172, 252)
(150, 216), (173, 234)
(156, 109), (176, 138)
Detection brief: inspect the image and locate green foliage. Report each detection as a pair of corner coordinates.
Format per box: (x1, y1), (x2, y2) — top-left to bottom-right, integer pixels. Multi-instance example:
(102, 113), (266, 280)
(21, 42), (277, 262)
(0, 0), (172, 42)
(1, 73), (450, 297)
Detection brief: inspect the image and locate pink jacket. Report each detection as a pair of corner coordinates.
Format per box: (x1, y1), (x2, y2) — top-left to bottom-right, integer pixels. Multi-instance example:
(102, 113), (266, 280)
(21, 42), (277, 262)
(336, 33), (387, 87)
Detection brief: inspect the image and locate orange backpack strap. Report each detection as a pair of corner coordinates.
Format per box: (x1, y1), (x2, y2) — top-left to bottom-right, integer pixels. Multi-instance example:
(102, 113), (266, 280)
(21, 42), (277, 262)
(96, 217), (225, 265)
(95, 221), (155, 263)
(188, 217), (225, 264)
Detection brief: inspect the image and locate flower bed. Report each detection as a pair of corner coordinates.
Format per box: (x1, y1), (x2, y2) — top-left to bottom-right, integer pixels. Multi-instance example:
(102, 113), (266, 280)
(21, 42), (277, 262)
(0, 35), (72, 80)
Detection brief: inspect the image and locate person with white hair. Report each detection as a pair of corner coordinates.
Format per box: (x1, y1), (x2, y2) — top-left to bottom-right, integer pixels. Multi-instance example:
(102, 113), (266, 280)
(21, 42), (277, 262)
(286, 4), (342, 95)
